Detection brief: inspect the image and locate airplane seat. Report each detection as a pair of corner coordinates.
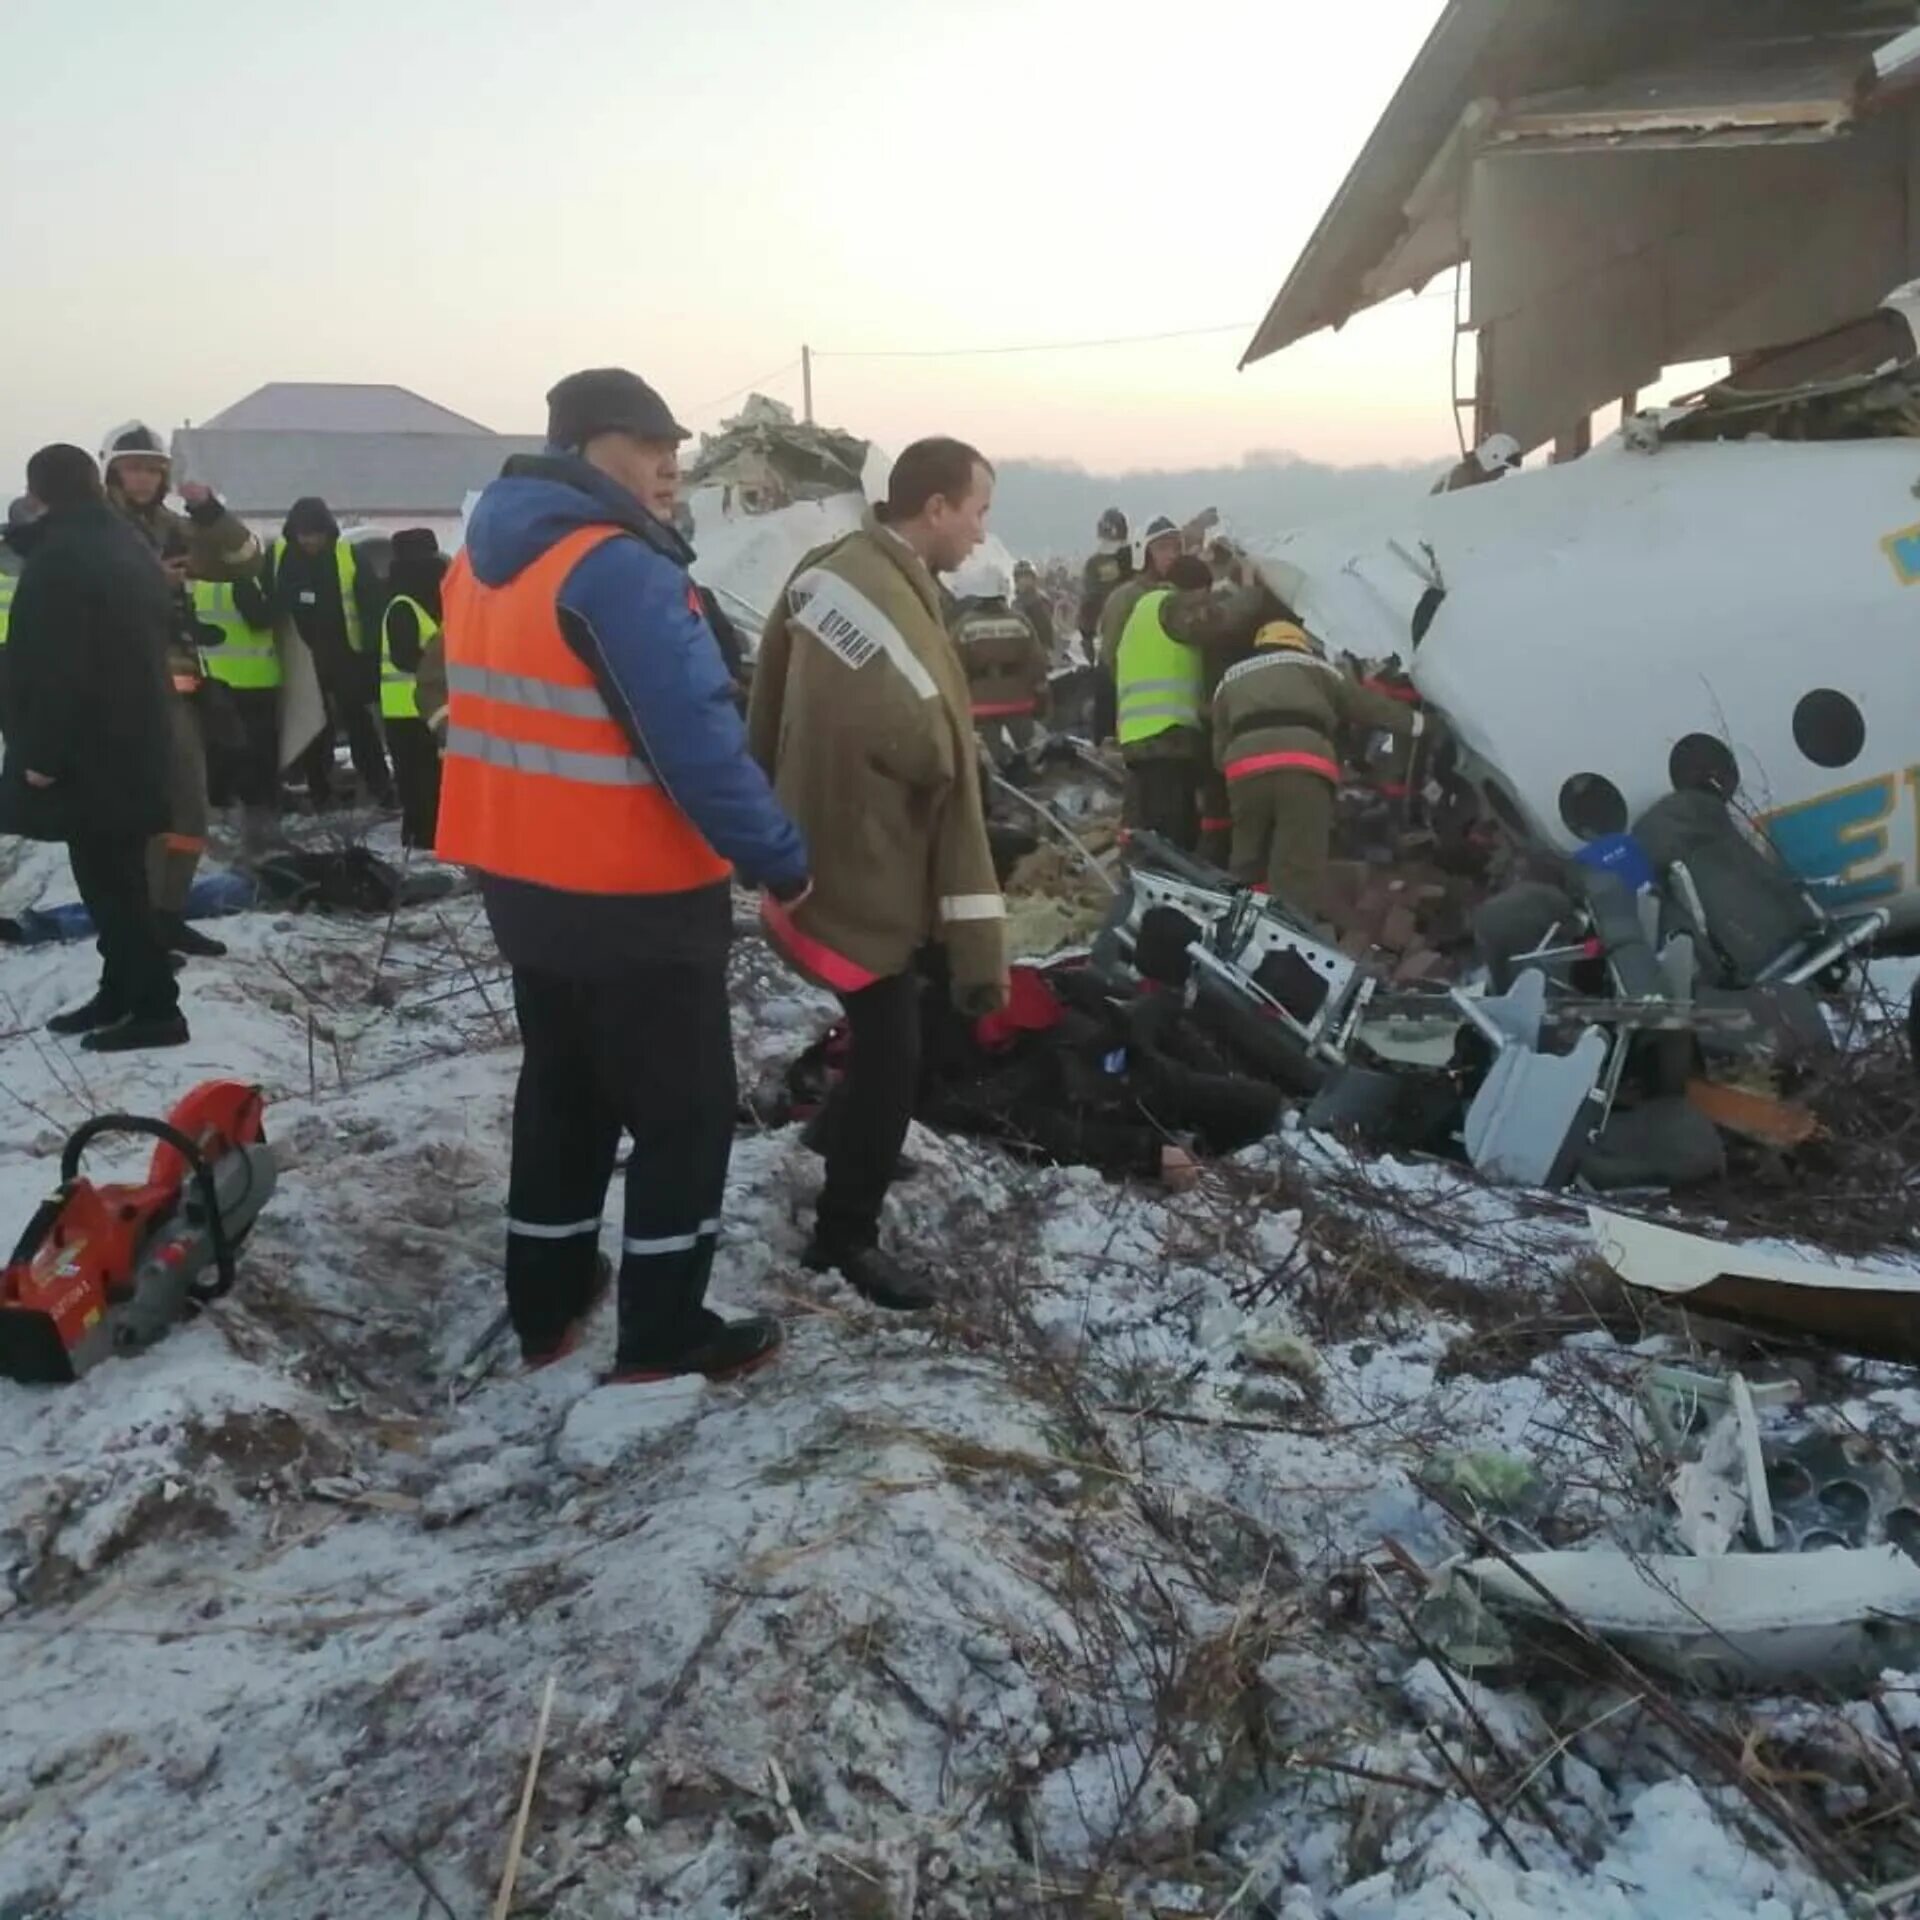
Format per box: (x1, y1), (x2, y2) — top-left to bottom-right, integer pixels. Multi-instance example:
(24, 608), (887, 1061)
(1632, 790), (1826, 987)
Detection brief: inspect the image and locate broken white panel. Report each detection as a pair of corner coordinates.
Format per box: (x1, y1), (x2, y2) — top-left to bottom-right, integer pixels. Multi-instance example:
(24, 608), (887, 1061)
(1463, 1024), (1607, 1188)
(1591, 1207), (1920, 1301)
(1669, 1413), (1747, 1558)
(1465, 1545), (1920, 1687)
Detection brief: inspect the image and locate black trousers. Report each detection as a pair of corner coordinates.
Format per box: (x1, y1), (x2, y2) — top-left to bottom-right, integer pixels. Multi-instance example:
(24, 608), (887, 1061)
(816, 968), (924, 1251)
(207, 687), (281, 810)
(300, 687), (392, 807)
(67, 832), (179, 1022)
(505, 963), (736, 1362)
(385, 717), (442, 850)
(1124, 754), (1199, 853)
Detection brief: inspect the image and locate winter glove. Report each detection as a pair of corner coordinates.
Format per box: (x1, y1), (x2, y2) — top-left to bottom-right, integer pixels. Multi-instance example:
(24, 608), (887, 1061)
(953, 978), (1009, 1018)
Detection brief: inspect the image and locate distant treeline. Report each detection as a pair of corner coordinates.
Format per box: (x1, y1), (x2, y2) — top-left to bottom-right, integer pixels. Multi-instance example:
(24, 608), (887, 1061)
(991, 451), (1445, 561)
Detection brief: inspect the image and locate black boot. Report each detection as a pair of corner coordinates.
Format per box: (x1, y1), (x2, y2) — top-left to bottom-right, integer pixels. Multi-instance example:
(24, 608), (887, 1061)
(606, 1309), (784, 1384)
(48, 993), (124, 1037)
(82, 1013), (191, 1053)
(157, 912), (227, 959)
(798, 1109), (921, 1182)
(803, 1238), (938, 1311)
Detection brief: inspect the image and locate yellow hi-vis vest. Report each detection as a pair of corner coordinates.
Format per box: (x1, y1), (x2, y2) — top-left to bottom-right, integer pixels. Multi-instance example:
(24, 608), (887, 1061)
(272, 538), (363, 653)
(380, 595), (437, 720)
(0, 566), (16, 649)
(1116, 588), (1203, 746)
(192, 578), (281, 689)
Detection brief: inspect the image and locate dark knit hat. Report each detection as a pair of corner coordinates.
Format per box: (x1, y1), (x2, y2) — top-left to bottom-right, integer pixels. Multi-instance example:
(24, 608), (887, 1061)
(283, 496), (339, 541)
(546, 368), (688, 451)
(390, 527), (441, 561)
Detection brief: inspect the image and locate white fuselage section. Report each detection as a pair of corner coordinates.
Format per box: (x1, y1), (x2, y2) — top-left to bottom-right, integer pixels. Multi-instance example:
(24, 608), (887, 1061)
(1250, 436), (1920, 929)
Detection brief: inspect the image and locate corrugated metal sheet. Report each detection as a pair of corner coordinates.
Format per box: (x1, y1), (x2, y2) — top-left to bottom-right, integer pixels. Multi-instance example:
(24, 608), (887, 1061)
(1240, 0), (1916, 369)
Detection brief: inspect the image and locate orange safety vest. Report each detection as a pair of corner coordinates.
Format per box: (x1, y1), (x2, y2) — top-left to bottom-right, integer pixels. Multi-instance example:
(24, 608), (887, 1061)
(435, 524), (732, 896)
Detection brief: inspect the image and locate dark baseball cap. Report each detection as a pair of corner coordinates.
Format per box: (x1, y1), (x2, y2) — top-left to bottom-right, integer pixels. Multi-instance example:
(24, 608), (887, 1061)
(545, 368), (689, 450)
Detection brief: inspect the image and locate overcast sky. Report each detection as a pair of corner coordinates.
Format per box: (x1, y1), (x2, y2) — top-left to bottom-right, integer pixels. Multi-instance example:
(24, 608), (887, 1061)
(0, 0), (1471, 489)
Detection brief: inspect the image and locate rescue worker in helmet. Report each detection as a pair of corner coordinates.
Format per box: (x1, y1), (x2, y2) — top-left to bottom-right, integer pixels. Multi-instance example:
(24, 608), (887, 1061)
(99, 420), (264, 959)
(1078, 507), (1132, 738)
(1011, 559), (1058, 667)
(948, 558), (1051, 768)
(1211, 619), (1423, 917)
(1097, 514), (1184, 690)
(1432, 432), (1522, 496)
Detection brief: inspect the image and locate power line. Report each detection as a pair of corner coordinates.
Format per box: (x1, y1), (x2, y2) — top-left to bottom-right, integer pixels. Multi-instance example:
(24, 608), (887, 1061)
(688, 358), (801, 416)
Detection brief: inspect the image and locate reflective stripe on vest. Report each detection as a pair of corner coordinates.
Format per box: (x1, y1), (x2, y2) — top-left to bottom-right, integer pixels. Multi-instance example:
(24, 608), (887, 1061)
(273, 538), (362, 652)
(1116, 589), (1203, 745)
(192, 578), (281, 689)
(1224, 748), (1342, 785)
(0, 569), (15, 649)
(379, 594), (437, 720)
(435, 525), (731, 897)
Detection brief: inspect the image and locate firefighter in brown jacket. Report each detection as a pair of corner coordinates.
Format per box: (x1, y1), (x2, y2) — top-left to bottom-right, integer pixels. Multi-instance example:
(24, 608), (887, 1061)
(949, 558), (1050, 766)
(1212, 620), (1422, 916)
(99, 420), (264, 958)
(750, 438), (1008, 1311)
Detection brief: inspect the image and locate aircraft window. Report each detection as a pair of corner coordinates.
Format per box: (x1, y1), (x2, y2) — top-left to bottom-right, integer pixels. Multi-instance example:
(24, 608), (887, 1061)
(1668, 733), (1740, 798)
(1792, 689), (1865, 770)
(1559, 772), (1628, 841)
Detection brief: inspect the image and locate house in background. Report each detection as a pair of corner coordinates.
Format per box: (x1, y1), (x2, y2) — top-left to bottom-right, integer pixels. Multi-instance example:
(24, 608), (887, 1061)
(1243, 0), (1920, 460)
(171, 382), (544, 544)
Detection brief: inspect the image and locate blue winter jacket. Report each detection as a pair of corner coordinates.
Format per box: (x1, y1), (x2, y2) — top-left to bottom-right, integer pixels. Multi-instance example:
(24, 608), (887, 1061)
(461, 453), (807, 974)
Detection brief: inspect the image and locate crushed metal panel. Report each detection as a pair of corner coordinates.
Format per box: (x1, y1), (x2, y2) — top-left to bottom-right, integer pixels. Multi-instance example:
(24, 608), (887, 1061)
(1589, 1205), (1920, 1362)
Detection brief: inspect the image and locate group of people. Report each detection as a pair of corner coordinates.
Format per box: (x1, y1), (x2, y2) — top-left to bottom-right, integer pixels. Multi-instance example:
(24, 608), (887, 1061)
(0, 427), (454, 1050)
(0, 359), (1418, 1395)
(1075, 505), (1424, 920)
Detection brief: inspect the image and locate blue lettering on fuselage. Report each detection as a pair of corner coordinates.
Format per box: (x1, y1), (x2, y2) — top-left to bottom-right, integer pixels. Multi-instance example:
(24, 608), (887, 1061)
(1763, 775), (1902, 905)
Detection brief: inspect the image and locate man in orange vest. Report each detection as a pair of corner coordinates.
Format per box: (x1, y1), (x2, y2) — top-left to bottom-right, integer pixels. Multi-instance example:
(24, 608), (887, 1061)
(438, 368), (811, 1383)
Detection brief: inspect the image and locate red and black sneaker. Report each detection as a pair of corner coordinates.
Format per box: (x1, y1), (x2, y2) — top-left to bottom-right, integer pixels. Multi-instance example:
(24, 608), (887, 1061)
(605, 1311), (784, 1386)
(521, 1253), (613, 1373)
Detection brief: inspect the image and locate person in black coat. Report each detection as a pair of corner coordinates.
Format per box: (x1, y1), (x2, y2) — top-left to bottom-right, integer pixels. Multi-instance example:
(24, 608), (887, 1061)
(267, 496), (394, 808)
(0, 445), (186, 1050)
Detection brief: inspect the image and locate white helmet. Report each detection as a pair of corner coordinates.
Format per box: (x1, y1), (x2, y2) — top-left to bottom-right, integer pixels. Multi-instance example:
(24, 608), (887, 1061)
(99, 420), (171, 475)
(1475, 432), (1521, 474)
(947, 556), (1010, 603)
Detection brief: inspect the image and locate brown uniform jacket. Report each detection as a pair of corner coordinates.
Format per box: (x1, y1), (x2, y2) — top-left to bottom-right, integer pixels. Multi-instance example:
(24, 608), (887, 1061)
(109, 490), (263, 683)
(749, 516), (1007, 1001)
(1212, 648), (1419, 782)
(952, 598), (1049, 720)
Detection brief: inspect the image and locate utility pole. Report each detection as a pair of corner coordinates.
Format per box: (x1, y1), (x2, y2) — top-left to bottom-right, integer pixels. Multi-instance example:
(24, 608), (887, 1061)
(802, 345), (814, 425)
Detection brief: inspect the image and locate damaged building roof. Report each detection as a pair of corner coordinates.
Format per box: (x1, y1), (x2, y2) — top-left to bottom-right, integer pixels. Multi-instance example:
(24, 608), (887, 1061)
(1244, 0), (1920, 452)
(686, 395), (870, 507)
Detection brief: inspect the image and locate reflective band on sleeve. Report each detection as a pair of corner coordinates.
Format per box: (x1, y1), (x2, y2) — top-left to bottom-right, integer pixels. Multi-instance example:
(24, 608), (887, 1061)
(161, 833), (207, 854)
(446, 662), (613, 718)
(622, 1218), (720, 1257)
(1200, 816), (1233, 833)
(970, 699), (1038, 718)
(1410, 712), (1426, 739)
(508, 1216), (602, 1240)
(790, 568), (939, 701)
(940, 894), (1005, 922)
(1224, 749), (1341, 785)
(445, 725), (656, 787)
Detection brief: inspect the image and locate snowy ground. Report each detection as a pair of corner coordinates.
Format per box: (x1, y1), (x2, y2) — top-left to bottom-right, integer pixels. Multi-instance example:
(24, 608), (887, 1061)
(0, 833), (1913, 1918)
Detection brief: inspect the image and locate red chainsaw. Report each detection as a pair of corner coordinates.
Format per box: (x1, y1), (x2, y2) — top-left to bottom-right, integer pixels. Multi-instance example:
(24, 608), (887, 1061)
(0, 1081), (275, 1384)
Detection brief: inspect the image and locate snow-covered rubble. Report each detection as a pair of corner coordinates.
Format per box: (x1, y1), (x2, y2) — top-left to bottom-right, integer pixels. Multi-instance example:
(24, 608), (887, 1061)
(0, 831), (1897, 1917)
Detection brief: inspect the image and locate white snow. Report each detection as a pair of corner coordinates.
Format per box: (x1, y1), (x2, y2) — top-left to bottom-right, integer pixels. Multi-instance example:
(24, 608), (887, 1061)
(0, 829), (1886, 1917)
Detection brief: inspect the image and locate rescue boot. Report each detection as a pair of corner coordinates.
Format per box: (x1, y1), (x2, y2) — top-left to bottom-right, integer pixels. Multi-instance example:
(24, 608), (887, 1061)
(798, 1109), (920, 1182)
(605, 1309), (784, 1385)
(521, 1252), (613, 1372)
(47, 993), (124, 1036)
(81, 1013), (191, 1053)
(803, 1238), (938, 1312)
(156, 912), (228, 959)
